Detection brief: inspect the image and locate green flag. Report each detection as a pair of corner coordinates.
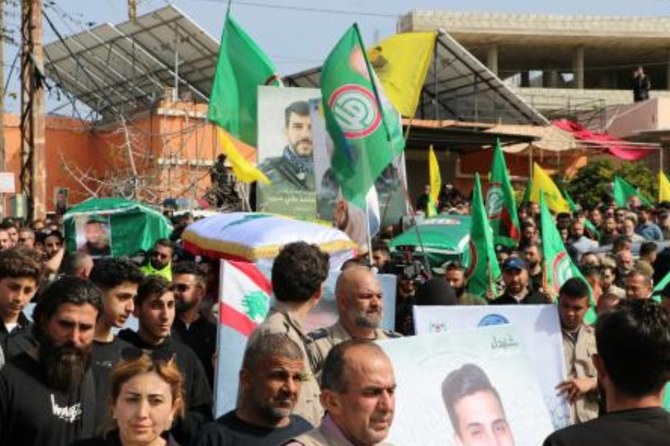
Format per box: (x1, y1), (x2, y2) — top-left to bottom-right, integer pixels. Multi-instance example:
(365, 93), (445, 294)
(539, 194), (596, 323)
(486, 139), (520, 247)
(466, 173), (502, 298)
(613, 176), (651, 208)
(321, 24), (405, 209)
(208, 13), (281, 146)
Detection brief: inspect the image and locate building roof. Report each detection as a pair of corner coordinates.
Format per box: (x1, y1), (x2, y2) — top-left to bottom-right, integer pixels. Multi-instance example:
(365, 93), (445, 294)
(44, 5), (219, 118)
(286, 32), (548, 126)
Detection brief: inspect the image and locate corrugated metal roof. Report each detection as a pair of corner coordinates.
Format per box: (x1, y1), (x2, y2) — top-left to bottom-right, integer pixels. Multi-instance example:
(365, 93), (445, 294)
(44, 5), (218, 118)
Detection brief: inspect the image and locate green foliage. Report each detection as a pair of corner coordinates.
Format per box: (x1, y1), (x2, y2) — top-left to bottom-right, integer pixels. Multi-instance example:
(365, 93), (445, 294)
(565, 159), (657, 209)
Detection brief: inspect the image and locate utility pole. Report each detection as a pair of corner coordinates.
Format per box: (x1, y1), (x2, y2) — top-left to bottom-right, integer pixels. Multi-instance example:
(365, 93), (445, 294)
(128, 0), (137, 21)
(20, 0), (46, 221)
(0, 0), (5, 175)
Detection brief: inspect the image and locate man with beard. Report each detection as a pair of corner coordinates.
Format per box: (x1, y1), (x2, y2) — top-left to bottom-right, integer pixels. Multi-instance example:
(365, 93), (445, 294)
(244, 241), (329, 426)
(599, 214), (619, 246)
(118, 275), (212, 445)
(88, 257), (144, 428)
(258, 101), (315, 191)
(492, 257), (549, 305)
(307, 266), (401, 377)
(556, 278), (599, 424)
(140, 238), (174, 281)
(522, 241), (544, 293)
(194, 333), (313, 445)
(285, 340), (397, 446)
(614, 249), (635, 288)
(0, 247), (42, 366)
(171, 260), (217, 386)
(442, 261), (487, 305)
(77, 217), (111, 257)
(0, 276), (102, 446)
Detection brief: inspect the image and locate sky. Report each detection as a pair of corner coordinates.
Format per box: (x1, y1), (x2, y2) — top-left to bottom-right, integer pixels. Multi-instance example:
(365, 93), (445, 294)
(6, 0), (670, 114)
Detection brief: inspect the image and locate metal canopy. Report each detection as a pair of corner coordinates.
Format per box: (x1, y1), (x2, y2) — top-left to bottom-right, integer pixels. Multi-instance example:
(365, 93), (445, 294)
(285, 31), (548, 126)
(43, 5), (219, 118)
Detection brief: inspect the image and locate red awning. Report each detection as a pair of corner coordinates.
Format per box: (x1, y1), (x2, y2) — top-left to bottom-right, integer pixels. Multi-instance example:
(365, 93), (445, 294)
(552, 120), (656, 161)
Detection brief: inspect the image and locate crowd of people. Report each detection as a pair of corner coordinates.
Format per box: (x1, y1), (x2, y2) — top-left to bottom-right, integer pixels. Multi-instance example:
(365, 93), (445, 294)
(0, 186), (667, 446)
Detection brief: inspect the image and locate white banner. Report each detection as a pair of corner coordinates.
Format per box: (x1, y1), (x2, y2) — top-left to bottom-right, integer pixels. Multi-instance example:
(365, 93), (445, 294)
(413, 304), (569, 429)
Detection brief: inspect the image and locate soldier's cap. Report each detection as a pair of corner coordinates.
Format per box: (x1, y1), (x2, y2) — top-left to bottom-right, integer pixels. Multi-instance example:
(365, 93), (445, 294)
(85, 214), (107, 225)
(502, 257), (527, 272)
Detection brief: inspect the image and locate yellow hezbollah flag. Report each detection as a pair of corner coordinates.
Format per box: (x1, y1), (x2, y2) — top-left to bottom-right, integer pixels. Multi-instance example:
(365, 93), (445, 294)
(428, 145), (441, 217)
(216, 127), (270, 184)
(660, 172), (670, 203)
(367, 32), (435, 117)
(530, 163), (570, 213)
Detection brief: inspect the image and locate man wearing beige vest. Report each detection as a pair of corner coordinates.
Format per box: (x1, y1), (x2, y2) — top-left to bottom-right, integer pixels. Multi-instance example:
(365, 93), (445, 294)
(284, 340), (396, 446)
(244, 241), (330, 426)
(556, 278), (599, 424)
(307, 266), (400, 376)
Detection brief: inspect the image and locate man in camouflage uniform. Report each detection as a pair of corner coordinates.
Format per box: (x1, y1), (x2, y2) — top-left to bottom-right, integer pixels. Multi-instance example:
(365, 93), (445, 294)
(243, 241), (329, 426)
(308, 266), (400, 376)
(258, 100), (315, 191)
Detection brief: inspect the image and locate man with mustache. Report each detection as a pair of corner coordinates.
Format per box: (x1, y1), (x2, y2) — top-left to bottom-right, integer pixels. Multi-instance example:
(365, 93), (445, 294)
(0, 247), (42, 366)
(285, 340), (397, 446)
(308, 266), (401, 377)
(0, 276), (102, 446)
(118, 275), (213, 445)
(194, 333), (313, 445)
(89, 257), (144, 428)
(258, 100), (316, 191)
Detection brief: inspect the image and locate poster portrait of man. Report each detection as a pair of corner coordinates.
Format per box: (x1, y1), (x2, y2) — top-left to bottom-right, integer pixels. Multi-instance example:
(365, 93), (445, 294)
(75, 214), (112, 257)
(377, 325), (554, 445)
(443, 363), (515, 446)
(257, 87), (321, 219)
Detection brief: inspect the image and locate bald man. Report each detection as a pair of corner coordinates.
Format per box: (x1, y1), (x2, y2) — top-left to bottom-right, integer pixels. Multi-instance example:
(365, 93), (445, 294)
(284, 340), (396, 446)
(307, 266), (400, 376)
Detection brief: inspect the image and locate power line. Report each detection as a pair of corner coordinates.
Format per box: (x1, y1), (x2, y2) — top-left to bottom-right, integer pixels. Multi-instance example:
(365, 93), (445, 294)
(193, 0), (397, 18)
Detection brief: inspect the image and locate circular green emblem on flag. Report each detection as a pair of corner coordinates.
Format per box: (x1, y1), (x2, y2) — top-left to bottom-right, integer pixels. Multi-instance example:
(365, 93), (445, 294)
(552, 252), (574, 294)
(328, 84), (381, 139)
(486, 182), (503, 219)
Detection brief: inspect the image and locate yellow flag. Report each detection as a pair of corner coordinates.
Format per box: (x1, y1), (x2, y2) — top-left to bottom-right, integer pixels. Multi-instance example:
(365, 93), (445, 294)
(660, 171), (670, 203)
(216, 127), (270, 184)
(368, 32), (436, 117)
(428, 145), (441, 217)
(530, 163), (570, 213)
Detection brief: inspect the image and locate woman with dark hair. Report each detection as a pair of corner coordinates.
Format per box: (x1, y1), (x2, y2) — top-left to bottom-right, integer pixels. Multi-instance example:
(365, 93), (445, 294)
(71, 349), (185, 446)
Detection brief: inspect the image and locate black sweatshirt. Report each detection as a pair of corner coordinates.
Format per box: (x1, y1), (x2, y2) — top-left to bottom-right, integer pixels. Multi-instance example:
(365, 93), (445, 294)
(117, 329), (213, 445)
(0, 352), (96, 446)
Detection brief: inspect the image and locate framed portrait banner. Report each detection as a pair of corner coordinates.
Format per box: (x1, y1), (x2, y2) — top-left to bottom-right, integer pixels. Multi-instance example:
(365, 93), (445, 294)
(378, 325), (554, 446)
(413, 304), (570, 429)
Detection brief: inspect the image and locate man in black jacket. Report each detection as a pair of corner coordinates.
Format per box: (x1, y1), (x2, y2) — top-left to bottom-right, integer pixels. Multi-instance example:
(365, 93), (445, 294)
(0, 277), (102, 446)
(119, 275), (213, 445)
(171, 261), (217, 387)
(492, 257), (549, 305)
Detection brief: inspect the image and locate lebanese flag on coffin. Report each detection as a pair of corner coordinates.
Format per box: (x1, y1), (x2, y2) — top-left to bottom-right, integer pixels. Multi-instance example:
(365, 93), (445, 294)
(220, 260), (272, 337)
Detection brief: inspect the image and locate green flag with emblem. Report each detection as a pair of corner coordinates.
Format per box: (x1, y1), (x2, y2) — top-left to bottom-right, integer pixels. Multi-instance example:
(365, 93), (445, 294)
(466, 173), (502, 298)
(486, 139), (520, 247)
(540, 194), (596, 323)
(320, 24), (405, 210)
